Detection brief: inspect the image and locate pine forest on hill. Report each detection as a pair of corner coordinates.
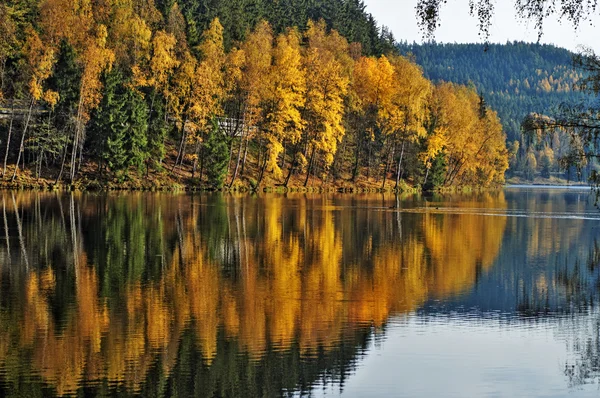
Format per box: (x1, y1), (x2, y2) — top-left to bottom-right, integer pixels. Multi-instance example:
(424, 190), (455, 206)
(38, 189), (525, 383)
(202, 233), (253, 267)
(398, 41), (596, 182)
(0, 0), (509, 191)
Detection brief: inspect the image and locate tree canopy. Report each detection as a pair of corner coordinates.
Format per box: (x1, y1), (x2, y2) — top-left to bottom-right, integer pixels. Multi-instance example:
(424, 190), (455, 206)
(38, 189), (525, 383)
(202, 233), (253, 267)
(0, 0), (509, 190)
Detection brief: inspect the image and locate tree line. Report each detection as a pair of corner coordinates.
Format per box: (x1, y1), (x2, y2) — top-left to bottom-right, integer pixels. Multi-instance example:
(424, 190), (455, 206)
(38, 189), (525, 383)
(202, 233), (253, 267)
(0, 0), (508, 189)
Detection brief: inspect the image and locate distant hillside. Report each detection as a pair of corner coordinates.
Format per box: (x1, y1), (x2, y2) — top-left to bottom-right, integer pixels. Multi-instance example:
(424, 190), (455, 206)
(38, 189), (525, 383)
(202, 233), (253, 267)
(397, 41), (588, 142)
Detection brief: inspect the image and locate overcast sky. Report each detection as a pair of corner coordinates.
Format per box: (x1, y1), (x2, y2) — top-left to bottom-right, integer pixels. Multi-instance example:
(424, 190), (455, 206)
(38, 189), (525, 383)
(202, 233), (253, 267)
(362, 0), (600, 54)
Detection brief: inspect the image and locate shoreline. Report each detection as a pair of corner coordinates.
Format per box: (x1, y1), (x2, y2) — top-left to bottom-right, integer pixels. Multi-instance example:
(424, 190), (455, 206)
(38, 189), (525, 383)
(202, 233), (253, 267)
(0, 178), (511, 194)
(0, 174), (586, 194)
(505, 184), (592, 189)
(0, 168), (516, 194)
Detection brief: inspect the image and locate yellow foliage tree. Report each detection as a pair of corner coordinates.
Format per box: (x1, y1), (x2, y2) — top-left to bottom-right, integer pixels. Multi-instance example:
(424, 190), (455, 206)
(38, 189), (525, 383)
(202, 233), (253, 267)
(189, 18), (226, 176)
(431, 83), (508, 187)
(300, 20), (350, 186)
(387, 55), (431, 188)
(352, 55), (395, 180)
(68, 24), (115, 181)
(10, 28), (59, 180)
(105, 0), (153, 68)
(170, 19), (226, 175)
(229, 20), (273, 186)
(258, 28), (306, 183)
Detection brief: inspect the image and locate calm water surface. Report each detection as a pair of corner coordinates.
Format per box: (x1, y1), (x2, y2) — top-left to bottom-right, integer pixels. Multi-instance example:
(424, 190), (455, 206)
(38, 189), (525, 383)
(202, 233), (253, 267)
(0, 189), (599, 397)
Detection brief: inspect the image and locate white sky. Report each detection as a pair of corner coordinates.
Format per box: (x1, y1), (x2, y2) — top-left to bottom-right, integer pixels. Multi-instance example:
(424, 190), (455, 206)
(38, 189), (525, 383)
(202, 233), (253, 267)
(362, 0), (600, 54)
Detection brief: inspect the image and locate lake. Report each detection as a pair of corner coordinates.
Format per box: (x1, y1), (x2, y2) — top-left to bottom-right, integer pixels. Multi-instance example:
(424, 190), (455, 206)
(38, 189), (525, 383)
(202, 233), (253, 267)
(0, 188), (599, 397)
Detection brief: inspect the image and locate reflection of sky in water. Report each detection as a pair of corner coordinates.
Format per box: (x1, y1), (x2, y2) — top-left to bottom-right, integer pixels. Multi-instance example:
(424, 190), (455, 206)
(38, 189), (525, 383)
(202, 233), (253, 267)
(316, 313), (600, 397)
(310, 187), (600, 397)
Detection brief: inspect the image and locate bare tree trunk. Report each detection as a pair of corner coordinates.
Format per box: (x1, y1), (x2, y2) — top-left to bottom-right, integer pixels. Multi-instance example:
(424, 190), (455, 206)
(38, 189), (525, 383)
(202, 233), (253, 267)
(284, 155), (297, 187)
(382, 140), (396, 189)
(3, 99), (15, 177)
(76, 130), (85, 173)
(281, 139), (287, 169)
(172, 119), (187, 174)
(199, 146), (205, 183)
(331, 137), (346, 180)
(226, 134), (235, 176)
(192, 140), (201, 179)
(55, 136), (70, 184)
(304, 147), (316, 187)
(12, 99), (34, 182)
(448, 158), (467, 186)
(69, 94), (85, 182)
(256, 148), (268, 187)
(352, 134), (362, 182)
(240, 134), (249, 177)
(395, 140), (406, 189)
(229, 133), (244, 188)
(36, 151), (43, 180)
(69, 125), (80, 182)
(180, 139), (188, 166)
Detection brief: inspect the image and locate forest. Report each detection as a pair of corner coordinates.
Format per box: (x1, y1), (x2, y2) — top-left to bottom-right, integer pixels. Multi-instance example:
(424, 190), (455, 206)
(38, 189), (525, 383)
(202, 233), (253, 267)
(398, 41), (598, 182)
(0, 0), (509, 190)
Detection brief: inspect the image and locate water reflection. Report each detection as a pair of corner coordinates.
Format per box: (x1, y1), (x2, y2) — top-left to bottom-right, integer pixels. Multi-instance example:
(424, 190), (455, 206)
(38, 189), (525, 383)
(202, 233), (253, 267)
(0, 190), (598, 396)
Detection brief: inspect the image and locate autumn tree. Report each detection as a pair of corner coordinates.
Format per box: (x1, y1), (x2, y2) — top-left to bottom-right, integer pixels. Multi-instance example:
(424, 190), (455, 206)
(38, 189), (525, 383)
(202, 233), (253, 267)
(104, 0), (154, 69)
(170, 18), (226, 178)
(257, 28), (306, 185)
(352, 55), (395, 181)
(430, 83), (508, 187)
(67, 25), (115, 182)
(387, 55), (431, 188)
(132, 29), (180, 170)
(298, 20), (351, 187)
(10, 27), (58, 181)
(39, 0), (115, 182)
(189, 18), (226, 179)
(0, 4), (20, 100)
(229, 20), (273, 187)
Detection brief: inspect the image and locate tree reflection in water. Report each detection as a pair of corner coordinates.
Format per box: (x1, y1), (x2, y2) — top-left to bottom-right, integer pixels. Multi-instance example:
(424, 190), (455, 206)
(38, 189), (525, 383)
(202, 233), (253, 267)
(0, 191), (597, 396)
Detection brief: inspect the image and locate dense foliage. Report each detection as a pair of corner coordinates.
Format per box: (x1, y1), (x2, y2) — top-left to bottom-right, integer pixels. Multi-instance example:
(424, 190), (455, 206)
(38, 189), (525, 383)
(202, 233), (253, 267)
(0, 0), (509, 190)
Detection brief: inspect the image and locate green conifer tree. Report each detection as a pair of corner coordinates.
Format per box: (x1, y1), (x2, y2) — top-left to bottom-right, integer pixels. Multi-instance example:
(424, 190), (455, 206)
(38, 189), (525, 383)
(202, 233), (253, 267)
(89, 69), (148, 176)
(202, 118), (229, 188)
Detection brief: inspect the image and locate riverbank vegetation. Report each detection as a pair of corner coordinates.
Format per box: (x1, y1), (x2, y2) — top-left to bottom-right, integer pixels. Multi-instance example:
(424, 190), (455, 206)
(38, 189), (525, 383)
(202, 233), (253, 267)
(0, 0), (508, 191)
(398, 42), (598, 183)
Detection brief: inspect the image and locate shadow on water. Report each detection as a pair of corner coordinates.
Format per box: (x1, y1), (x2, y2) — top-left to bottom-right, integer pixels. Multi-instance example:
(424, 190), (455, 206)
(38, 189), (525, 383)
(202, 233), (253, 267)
(0, 190), (598, 396)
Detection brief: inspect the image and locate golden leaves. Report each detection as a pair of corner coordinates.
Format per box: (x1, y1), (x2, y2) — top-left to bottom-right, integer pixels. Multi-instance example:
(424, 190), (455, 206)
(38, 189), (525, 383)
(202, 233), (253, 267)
(23, 27), (58, 103)
(303, 20), (350, 170)
(430, 83), (509, 186)
(78, 24), (115, 122)
(262, 28), (306, 178)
